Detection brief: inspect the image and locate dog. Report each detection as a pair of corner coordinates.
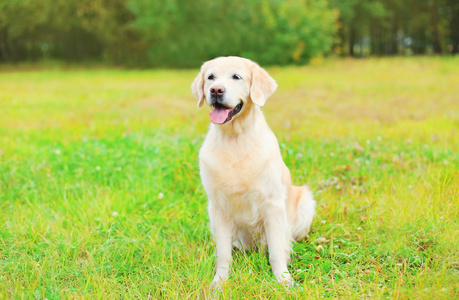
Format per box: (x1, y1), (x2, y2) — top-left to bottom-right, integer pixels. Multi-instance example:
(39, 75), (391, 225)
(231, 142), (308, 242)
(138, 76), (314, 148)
(191, 56), (316, 288)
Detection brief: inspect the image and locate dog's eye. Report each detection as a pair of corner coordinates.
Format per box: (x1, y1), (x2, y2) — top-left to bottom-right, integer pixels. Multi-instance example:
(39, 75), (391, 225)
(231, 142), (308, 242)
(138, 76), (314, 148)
(207, 74), (215, 80)
(232, 74), (242, 80)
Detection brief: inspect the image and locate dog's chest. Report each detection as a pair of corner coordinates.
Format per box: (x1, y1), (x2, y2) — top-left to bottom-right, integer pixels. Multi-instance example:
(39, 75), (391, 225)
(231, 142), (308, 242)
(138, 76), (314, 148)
(201, 135), (272, 184)
(200, 138), (283, 209)
(201, 149), (265, 193)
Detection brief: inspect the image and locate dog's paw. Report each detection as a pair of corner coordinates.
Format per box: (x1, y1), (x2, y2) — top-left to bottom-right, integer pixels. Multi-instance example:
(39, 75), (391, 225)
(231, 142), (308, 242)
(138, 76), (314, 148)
(210, 275), (228, 291)
(275, 271), (294, 288)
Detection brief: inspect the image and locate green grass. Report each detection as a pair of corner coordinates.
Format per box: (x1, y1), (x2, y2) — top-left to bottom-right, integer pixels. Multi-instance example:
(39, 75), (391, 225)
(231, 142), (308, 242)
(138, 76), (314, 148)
(1, 57), (458, 298)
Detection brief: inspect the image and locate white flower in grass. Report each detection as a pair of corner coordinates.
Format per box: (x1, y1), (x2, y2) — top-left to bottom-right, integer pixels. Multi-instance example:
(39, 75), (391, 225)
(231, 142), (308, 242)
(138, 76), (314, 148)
(54, 149), (61, 155)
(320, 220), (326, 224)
(95, 166), (101, 171)
(111, 211), (119, 217)
(158, 192), (164, 199)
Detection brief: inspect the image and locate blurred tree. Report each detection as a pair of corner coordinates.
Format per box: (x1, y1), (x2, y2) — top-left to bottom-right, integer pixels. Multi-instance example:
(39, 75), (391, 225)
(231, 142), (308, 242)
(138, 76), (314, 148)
(0, 0), (48, 61)
(0, 0), (457, 65)
(329, 0), (456, 56)
(44, 0), (144, 64)
(446, 0), (459, 53)
(261, 0), (338, 64)
(127, 0), (337, 67)
(0, 0), (145, 64)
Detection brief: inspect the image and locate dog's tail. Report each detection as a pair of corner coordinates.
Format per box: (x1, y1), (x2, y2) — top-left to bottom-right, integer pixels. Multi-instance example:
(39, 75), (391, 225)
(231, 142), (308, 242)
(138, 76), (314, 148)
(290, 185), (316, 241)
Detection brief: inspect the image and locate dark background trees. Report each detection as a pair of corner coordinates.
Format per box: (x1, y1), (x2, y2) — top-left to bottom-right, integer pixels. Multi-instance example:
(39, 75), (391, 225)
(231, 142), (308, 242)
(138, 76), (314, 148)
(332, 0), (459, 57)
(0, 0), (457, 67)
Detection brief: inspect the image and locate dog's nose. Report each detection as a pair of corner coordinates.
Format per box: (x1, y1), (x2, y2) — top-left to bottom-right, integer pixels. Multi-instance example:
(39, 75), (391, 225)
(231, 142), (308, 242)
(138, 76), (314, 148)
(210, 85), (225, 97)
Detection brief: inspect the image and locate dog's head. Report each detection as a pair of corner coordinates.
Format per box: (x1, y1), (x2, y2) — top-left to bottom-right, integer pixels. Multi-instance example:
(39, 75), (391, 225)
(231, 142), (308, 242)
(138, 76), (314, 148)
(191, 56), (277, 124)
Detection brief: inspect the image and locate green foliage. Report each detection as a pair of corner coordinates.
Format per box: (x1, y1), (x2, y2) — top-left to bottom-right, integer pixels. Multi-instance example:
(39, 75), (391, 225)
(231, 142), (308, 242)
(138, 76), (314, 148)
(126, 0), (337, 67)
(0, 0), (143, 64)
(257, 0), (338, 65)
(1, 0), (459, 65)
(0, 0), (338, 66)
(329, 0), (459, 56)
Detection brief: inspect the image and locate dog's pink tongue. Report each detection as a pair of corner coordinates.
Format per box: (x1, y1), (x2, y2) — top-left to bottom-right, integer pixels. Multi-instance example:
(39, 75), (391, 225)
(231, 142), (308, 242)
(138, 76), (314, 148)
(210, 107), (230, 124)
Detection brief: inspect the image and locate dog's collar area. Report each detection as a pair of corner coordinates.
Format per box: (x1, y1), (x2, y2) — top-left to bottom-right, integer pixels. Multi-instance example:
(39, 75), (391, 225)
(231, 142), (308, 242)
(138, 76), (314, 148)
(223, 102), (243, 124)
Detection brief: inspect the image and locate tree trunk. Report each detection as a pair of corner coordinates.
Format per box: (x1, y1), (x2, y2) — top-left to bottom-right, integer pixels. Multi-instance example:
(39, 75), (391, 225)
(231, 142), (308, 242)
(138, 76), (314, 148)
(370, 20), (379, 55)
(0, 29), (10, 62)
(431, 0), (443, 54)
(449, 1), (459, 54)
(349, 23), (356, 57)
(390, 16), (398, 55)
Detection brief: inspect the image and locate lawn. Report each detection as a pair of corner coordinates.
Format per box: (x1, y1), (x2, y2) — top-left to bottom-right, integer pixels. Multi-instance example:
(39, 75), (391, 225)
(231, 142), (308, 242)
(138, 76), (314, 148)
(0, 57), (458, 298)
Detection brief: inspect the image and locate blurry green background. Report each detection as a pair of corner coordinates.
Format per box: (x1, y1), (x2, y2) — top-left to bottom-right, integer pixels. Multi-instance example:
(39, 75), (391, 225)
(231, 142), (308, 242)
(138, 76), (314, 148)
(1, 0), (458, 67)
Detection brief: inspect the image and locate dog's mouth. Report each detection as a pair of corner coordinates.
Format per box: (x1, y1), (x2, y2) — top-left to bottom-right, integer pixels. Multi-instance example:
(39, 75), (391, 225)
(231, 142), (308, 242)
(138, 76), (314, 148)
(210, 102), (243, 124)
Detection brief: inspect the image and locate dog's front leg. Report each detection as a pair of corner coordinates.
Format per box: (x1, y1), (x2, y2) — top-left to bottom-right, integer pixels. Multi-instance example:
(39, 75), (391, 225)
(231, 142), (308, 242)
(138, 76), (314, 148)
(264, 204), (293, 287)
(209, 205), (233, 289)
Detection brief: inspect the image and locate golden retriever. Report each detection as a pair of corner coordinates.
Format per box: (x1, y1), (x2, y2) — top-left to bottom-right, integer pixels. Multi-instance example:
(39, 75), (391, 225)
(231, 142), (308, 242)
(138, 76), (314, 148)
(191, 56), (316, 288)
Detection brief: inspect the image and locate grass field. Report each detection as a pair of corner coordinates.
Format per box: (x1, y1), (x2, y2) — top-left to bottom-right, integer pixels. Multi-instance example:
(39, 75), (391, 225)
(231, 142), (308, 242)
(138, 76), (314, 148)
(0, 57), (458, 299)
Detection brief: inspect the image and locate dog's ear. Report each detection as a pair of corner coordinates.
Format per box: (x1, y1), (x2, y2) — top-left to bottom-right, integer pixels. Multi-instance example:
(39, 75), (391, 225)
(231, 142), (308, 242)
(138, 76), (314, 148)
(191, 70), (205, 108)
(250, 64), (277, 107)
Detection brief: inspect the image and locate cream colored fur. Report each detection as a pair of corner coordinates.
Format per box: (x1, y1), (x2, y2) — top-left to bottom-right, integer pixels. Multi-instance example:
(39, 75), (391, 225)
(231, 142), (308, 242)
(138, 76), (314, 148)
(191, 56), (316, 288)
